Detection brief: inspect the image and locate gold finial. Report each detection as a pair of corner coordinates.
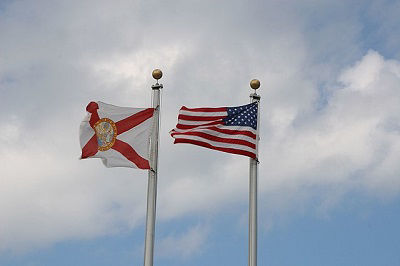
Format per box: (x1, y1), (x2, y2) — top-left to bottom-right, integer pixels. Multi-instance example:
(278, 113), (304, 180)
(250, 79), (260, 90)
(152, 69), (163, 80)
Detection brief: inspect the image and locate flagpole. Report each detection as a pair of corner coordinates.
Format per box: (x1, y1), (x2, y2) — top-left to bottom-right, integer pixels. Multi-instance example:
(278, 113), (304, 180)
(249, 79), (260, 266)
(144, 69), (163, 266)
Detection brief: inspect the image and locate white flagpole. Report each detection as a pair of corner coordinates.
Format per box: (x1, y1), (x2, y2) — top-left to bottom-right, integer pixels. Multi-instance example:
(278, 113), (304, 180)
(249, 79), (260, 266)
(144, 69), (163, 266)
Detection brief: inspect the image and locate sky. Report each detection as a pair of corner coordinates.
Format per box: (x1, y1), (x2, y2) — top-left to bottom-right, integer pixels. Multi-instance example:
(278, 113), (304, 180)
(1, 0), (400, 265)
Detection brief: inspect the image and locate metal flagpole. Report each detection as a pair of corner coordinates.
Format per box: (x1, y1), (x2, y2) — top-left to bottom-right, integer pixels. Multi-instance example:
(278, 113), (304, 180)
(249, 79), (260, 266)
(144, 69), (163, 266)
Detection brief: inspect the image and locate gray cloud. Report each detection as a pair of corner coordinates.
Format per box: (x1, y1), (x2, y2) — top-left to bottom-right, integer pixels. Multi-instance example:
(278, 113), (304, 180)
(1, 0), (399, 255)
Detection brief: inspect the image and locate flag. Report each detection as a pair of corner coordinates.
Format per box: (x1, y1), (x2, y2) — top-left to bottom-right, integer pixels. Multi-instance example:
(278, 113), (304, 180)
(170, 102), (258, 159)
(80, 101), (154, 169)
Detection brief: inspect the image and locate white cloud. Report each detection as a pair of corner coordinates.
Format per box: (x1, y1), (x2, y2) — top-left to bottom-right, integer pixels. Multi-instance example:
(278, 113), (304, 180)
(156, 224), (209, 259)
(259, 49), (400, 210)
(157, 49), (400, 227)
(1, 0), (400, 256)
(0, 117), (149, 252)
(339, 50), (386, 91)
(0, 117), (21, 143)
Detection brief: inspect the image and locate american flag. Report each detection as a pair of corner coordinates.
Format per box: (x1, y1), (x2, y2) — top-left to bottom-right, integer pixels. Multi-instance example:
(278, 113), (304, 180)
(170, 102), (258, 159)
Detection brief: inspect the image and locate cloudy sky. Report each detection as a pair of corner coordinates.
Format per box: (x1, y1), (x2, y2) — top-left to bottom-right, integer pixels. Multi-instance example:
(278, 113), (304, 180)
(1, 0), (400, 265)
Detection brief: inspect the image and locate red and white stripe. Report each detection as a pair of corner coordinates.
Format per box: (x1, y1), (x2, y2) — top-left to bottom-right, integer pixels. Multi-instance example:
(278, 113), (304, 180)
(170, 106), (257, 159)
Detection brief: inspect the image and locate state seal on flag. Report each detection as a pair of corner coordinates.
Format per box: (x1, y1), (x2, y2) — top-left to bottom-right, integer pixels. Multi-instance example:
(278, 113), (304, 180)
(94, 118), (117, 151)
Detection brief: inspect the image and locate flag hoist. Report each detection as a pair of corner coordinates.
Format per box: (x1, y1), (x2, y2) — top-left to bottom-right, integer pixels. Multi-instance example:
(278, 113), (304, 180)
(144, 69), (163, 266)
(249, 79), (260, 266)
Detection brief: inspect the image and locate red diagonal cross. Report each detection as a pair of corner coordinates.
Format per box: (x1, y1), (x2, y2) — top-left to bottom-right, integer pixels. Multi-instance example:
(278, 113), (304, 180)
(81, 102), (154, 169)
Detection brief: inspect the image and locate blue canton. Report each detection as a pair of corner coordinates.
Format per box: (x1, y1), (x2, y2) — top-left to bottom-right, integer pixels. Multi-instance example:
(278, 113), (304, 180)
(223, 102), (258, 130)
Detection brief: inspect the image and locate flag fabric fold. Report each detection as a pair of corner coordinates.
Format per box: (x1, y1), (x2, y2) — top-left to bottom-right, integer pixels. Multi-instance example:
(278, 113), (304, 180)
(170, 102), (258, 159)
(80, 101), (154, 169)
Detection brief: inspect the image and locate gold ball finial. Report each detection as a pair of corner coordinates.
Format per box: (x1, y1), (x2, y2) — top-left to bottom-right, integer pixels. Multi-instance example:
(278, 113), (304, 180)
(152, 69), (163, 80)
(250, 79), (260, 90)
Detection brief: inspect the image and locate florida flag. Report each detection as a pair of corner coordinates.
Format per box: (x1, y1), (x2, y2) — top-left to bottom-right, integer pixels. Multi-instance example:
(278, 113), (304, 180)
(80, 101), (154, 169)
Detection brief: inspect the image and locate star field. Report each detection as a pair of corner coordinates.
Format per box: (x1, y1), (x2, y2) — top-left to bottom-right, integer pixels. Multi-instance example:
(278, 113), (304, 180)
(223, 102), (258, 130)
